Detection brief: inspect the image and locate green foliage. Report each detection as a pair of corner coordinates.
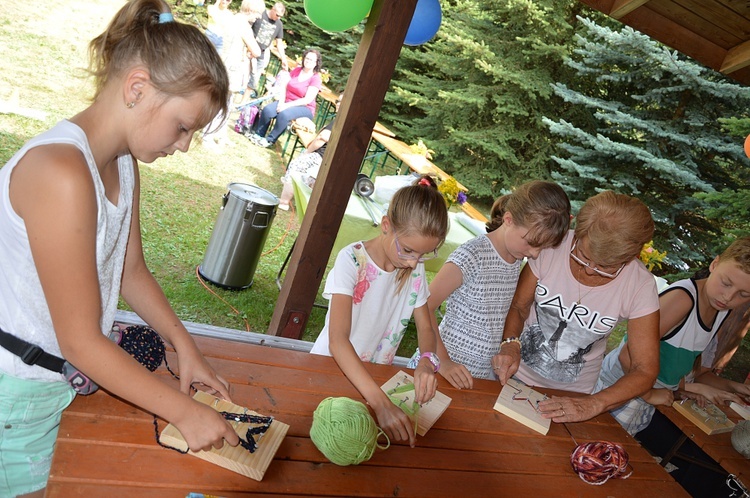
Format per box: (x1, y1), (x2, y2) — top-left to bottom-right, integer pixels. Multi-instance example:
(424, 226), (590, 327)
(381, 0), (584, 201)
(281, 0), (362, 93)
(278, 1), (608, 202)
(544, 17), (750, 271)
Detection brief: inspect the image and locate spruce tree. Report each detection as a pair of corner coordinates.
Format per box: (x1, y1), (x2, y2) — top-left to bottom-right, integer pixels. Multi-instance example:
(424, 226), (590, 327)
(544, 17), (750, 270)
(380, 0), (585, 200)
(280, 0), (595, 201)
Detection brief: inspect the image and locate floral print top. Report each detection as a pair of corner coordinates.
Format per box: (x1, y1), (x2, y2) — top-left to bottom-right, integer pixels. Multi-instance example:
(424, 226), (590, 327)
(309, 241), (429, 364)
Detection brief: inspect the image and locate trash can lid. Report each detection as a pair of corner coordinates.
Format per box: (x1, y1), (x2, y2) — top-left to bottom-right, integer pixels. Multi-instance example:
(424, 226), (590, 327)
(227, 183), (279, 206)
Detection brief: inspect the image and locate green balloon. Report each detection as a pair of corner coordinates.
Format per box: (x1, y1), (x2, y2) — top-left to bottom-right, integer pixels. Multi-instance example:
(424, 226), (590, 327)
(304, 0), (373, 32)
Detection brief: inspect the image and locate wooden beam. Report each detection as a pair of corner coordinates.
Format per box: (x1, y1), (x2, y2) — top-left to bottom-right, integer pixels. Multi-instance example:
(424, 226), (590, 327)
(267, 0), (418, 338)
(610, 0), (650, 19)
(721, 39), (750, 74)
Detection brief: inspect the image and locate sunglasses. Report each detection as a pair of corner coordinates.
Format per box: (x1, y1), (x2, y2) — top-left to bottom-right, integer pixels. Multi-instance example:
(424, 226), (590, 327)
(569, 239), (625, 279)
(394, 234), (438, 263)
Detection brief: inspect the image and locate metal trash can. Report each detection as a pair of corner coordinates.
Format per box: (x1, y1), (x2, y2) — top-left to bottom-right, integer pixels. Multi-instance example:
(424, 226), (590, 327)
(199, 183), (279, 289)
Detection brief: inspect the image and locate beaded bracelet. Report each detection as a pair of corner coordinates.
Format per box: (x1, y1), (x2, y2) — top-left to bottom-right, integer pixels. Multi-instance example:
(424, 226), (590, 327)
(500, 337), (521, 347)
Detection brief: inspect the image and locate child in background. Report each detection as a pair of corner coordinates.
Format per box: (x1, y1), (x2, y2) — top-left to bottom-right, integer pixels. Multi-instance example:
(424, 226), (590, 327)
(0, 2), (239, 496)
(411, 181), (570, 389)
(596, 236), (750, 435)
(310, 176), (449, 448)
(201, 0), (264, 150)
(204, 0), (234, 53)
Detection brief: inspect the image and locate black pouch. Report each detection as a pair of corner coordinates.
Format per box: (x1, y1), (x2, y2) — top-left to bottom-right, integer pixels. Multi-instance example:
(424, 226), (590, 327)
(0, 323), (166, 395)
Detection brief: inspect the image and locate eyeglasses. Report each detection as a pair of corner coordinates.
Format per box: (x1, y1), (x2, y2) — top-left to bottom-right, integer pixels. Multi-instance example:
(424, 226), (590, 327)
(394, 234), (439, 263)
(569, 239), (626, 279)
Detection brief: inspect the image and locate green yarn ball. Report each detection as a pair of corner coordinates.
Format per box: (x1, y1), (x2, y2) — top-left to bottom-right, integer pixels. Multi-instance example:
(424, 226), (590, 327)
(310, 397), (387, 466)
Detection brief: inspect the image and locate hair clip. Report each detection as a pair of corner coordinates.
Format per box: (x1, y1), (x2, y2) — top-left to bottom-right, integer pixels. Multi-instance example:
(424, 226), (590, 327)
(418, 178), (431, 187)
(158, 12), (174, 23)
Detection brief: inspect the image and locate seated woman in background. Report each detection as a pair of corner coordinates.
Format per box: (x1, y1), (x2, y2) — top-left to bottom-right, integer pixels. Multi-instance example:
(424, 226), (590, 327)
(493, 191), (660, 423)
(248, 49), (322, 148)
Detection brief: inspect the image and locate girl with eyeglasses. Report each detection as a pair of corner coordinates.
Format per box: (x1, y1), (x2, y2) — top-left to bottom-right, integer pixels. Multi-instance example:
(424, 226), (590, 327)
(310, 175), (448, 448)
(406, 181), (571, 389)
(494, 191), (660, 423)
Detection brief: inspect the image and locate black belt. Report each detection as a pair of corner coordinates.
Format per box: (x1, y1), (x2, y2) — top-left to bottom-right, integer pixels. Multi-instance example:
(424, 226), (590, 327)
(0, 326), (65, 373)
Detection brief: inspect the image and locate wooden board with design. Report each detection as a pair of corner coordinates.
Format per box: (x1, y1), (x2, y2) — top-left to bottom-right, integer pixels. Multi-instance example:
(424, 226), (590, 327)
(380, 370), (451, 436)
(159, 390), (289, 480)
(494, 378), (551, 435)
(672, 399), (735, 435)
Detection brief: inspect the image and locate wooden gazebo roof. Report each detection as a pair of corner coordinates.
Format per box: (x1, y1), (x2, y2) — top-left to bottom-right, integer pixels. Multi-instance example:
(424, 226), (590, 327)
(579, 0), (750, 86)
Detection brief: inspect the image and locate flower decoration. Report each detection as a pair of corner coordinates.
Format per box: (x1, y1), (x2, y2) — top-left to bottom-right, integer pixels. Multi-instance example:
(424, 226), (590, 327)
(437, 176), (467, 207)
(639, 241), (667, 271)
(319, 68), (330, 84)
(409, 139), (435, 160)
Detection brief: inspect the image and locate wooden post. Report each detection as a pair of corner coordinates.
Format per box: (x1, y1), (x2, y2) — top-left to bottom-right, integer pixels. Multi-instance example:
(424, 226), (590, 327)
(267, 0), (418, 338)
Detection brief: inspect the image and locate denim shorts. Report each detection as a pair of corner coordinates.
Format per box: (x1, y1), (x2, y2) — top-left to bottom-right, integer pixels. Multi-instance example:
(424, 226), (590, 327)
(0, 372), (75, 497)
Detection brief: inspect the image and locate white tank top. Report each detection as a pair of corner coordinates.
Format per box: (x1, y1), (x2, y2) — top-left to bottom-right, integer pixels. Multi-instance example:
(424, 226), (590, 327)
(0, 120), (134, 382)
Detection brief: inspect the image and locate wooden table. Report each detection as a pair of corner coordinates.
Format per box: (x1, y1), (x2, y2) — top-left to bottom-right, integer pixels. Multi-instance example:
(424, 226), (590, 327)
(658, 403), (750, 484)
(367, 133), (487, 222)
(48, 336), (686, 497)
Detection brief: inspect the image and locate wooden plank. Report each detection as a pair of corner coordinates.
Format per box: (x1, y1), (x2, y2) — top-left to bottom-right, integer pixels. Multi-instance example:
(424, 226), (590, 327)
(368, 132), (488, 222)
(493, 378), (551, 435)
(611, 0), (651, 18)
(722, 39), (750, 73)
(49, 441), (684, 497)
(672, 399), (735, 434)
(159, 391), (289, 481)
(380, 370), (452, 436)
(650, 0), (745, 49)
(577, 0), (729, 73)
(674, 0), (750, 42)
(268, 0), (419, 339)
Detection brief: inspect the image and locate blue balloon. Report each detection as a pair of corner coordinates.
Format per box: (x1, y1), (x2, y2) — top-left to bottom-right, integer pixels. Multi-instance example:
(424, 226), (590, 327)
(404, 0), (442, 46)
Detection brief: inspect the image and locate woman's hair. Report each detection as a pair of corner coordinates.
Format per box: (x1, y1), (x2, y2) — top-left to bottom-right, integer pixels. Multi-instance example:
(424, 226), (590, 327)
(388, 175), (449, 291)
(88, 0), (229, 128)
(718, 236), (750, 274)
(302, 49), (322, 73)
(574, 191), (654, 267)
(241, 0), (265, 15)
(485, 180), (570, 248)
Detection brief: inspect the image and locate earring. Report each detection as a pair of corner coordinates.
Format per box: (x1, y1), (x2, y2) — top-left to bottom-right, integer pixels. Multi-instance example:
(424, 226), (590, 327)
(126, 101), (136, 109)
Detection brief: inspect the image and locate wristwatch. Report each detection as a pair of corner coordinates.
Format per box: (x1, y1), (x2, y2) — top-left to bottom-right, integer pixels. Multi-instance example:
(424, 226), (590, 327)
(419, 352), (441, 373)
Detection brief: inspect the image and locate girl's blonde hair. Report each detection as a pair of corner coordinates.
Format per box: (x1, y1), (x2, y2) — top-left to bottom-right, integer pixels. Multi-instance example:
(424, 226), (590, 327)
(388, 176), (449, 291)
(486, 180), (570, 248)
(718, 236), (750, 274)
(88, 0), (229, 128)
(574, 191), (654, 267)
